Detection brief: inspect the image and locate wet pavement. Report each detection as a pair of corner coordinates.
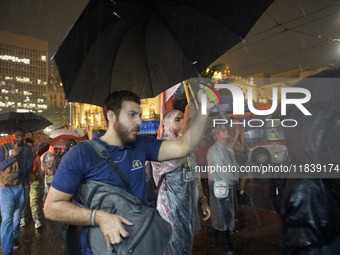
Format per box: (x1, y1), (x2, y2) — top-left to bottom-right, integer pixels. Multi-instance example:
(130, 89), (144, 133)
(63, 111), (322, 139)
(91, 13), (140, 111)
(5, 179), (281, 255)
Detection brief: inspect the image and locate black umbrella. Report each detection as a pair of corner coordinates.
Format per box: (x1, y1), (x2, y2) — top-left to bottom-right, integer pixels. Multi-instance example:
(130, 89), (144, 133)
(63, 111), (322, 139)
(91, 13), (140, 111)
(0, 112), (53, 134)
(54, 0), (274, 106)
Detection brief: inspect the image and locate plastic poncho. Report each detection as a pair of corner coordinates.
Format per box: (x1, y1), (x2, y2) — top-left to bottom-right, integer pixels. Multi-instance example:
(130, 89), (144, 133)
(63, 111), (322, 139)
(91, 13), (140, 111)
(40, 150), (57, 193)
(151, 128), (201, 255)
(206, 142), (239, 232)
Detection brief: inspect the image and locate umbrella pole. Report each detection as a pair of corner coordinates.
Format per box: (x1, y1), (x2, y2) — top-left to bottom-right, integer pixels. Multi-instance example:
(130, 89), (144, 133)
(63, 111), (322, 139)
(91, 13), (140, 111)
(69, 102), (72, 129)
(187, 83), (199, 111)
(183, 81), (191, 104)
(157, 92), (165, 139)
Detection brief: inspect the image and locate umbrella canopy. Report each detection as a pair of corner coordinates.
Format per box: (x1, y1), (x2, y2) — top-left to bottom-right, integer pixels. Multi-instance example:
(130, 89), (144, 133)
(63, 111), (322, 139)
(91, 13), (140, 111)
(47, 128), (85, 139)
(54, 0), (274, 106)
(47, 135), (87, 149)
(0, 112), (52, 134)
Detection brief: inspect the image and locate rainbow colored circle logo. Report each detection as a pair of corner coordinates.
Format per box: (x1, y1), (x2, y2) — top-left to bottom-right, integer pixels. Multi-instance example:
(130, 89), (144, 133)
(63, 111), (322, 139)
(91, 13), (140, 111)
(199, 83), (223, 106)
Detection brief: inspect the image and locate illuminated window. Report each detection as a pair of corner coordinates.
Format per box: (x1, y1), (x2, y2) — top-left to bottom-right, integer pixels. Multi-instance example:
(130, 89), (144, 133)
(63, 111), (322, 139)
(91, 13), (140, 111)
(41, 55), (46, 61)
(0, 55), (30, 64)
(17, 109), (30, 113)
(16, 77), (30, 83)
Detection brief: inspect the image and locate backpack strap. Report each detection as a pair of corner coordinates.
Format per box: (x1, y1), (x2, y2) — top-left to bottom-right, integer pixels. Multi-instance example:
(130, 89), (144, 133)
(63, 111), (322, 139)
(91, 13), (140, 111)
(85, 140), (133, 194)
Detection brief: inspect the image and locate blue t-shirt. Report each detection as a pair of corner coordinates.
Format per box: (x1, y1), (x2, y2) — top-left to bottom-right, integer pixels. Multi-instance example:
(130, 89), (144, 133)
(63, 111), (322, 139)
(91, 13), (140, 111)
(52, 134), (163, 202)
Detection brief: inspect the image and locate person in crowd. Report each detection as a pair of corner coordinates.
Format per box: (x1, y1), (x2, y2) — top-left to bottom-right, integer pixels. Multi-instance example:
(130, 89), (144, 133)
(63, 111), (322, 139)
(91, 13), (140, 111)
(53, 139), (78, 172)
(40, 144), (61, 199)
(44, 90), (211, 255)
(230, 119), (250, 204)
(20, 138), (43, 229)
(152, 107), (211, 255)
(206, 124), (239, 255)
(194, 130), (213, 194)
(278, 99), (340, 255)
(0, 128), (33, 255)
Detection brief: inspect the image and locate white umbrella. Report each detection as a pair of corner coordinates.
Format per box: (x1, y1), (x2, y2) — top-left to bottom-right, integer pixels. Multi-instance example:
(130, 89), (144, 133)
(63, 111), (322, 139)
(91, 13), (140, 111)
(46, 129), (85, 139)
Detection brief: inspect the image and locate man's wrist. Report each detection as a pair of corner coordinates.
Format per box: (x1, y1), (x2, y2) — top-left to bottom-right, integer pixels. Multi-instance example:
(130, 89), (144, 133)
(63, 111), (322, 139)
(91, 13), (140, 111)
(90, 209), (97, 226)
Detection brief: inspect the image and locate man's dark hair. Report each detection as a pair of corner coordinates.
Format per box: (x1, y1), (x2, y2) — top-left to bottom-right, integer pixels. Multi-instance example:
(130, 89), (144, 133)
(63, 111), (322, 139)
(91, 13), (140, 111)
(24, 138), (34, 144)
(103, 91), (140, 123)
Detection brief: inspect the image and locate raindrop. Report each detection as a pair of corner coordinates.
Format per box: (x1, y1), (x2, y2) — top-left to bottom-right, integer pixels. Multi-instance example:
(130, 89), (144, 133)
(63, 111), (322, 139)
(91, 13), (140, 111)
(242, 39), (248, 52)
(299, 36), (306, 48)
(300, 6), (306, 16)
(113, 11), (121, 19)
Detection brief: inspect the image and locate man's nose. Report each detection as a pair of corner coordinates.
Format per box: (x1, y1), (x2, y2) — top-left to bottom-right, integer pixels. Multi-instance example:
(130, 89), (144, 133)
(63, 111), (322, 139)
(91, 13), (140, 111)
(135, 117), (142, 126)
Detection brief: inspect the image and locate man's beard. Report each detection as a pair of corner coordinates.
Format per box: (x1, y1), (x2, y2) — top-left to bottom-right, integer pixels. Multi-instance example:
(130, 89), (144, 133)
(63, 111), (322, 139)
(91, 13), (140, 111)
(114, 120), (140, 144)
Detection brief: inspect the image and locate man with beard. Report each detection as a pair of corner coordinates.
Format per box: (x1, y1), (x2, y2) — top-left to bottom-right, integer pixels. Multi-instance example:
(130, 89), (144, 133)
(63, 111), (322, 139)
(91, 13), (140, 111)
(0, 128), (33, 255)
(44, 90), (211, 255)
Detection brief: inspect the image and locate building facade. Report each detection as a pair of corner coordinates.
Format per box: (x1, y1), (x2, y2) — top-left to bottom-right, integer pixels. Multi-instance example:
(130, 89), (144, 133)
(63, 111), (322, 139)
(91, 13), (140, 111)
(0, 30), (48, 114)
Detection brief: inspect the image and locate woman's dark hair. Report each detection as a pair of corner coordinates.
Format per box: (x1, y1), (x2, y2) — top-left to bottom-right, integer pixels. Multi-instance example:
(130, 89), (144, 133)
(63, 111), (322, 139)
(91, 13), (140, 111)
(103, 91), (140, 124)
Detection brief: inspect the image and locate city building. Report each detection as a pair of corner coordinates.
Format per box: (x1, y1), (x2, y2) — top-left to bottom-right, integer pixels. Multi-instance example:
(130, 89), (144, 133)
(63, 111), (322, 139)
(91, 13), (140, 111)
(0, 30), (48, 113)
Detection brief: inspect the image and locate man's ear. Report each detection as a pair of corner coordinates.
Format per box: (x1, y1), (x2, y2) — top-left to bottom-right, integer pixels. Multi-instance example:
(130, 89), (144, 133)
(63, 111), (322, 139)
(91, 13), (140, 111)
(107, 110), (116, 123)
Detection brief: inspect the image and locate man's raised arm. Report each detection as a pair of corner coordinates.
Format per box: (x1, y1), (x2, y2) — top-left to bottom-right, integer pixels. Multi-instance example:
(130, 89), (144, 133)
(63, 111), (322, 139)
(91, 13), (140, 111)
(157, 105), (211, 162)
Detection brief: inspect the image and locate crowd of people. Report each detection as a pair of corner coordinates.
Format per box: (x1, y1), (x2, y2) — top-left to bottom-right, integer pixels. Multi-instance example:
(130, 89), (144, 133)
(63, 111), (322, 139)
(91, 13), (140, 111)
(40, 90), (255, 255)
(0, 129), (79, 255)
(0, 90), (254, 255)
(0, 90), (261, 255)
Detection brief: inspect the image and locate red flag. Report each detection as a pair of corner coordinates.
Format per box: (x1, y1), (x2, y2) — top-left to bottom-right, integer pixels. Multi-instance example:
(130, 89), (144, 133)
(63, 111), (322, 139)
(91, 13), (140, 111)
(164, 97), (173, 112)
(164, 83), (181, 111)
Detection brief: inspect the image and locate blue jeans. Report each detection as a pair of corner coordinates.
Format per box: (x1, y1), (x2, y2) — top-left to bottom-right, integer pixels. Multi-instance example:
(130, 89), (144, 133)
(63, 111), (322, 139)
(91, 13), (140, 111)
(0, 186), (28, 254)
